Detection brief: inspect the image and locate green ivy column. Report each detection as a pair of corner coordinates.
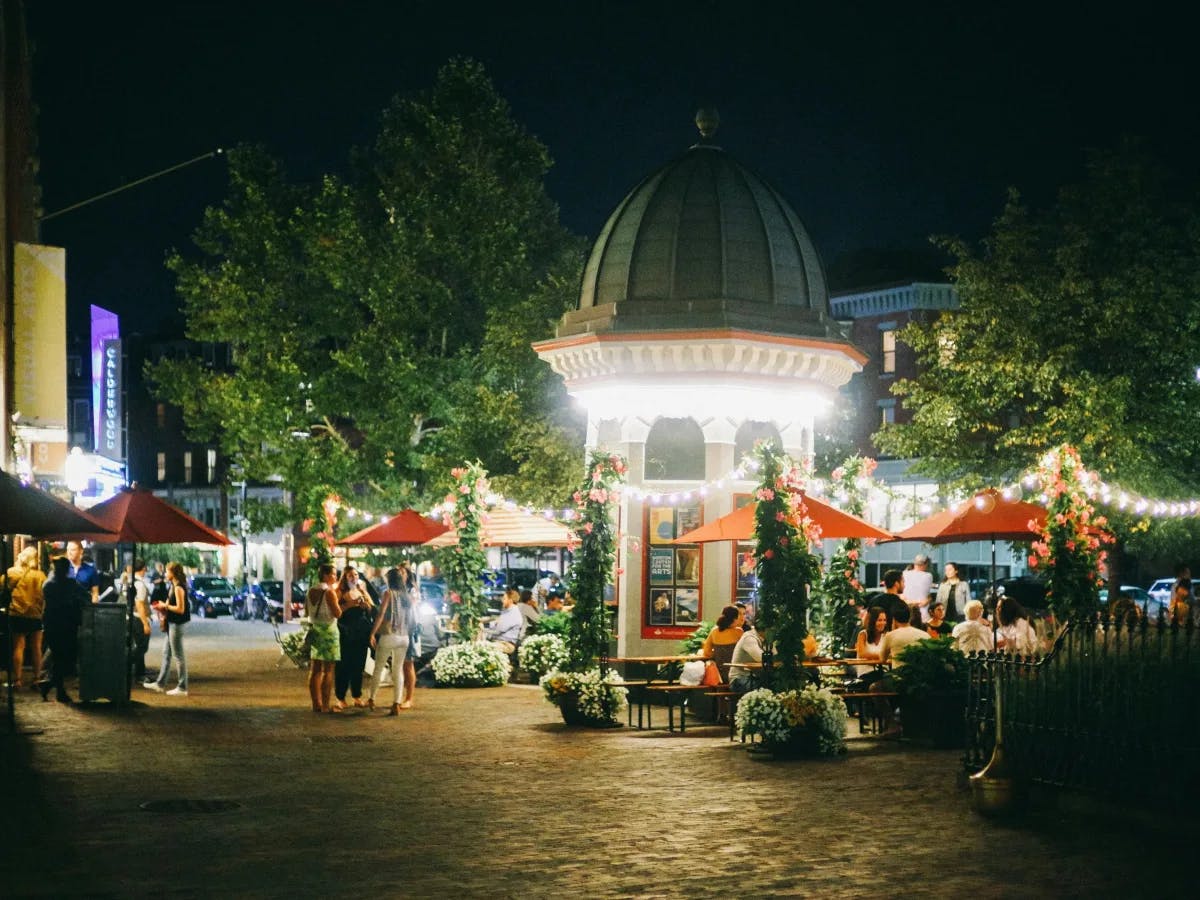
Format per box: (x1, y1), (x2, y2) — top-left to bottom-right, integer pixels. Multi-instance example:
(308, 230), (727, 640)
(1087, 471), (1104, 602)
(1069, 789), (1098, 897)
(811, 456), (876, 657)
(440, 462), (490, 643)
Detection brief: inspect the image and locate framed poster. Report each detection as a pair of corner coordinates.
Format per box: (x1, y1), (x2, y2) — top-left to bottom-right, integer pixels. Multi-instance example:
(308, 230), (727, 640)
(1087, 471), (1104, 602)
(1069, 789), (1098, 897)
(649, 589), (674, 624)
(649, 547), (674, 584)
(674, 547), (700, 585)
(649, 507), (675, 544)
(674, 588), (699, 623)
(676, 504), (700, 538)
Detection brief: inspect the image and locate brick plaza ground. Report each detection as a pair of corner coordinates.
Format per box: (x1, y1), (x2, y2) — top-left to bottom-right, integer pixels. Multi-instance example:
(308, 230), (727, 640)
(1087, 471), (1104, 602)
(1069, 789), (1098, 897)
(1, 618), (1191, 898)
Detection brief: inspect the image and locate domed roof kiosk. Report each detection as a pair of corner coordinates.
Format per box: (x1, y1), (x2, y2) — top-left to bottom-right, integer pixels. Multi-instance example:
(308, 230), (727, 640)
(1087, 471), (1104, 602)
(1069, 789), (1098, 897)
(534, 112), (866, 655)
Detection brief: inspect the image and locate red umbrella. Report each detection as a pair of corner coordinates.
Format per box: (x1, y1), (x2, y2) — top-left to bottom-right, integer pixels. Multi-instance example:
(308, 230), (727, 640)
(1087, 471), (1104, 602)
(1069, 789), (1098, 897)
(0, 469), (116, 537)
(338, 509), (449, 547)
(887, 487), (1047, 597)
(891, 488), (1046, 545)
(673, 493), (893, 543)
(57, 485), (234, 545)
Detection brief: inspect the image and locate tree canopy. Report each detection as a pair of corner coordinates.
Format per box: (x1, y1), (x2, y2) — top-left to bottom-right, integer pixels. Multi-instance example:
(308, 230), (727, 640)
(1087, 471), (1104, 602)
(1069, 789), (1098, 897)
(877, 144), (1200, 498)
(151, 60), (585, 527)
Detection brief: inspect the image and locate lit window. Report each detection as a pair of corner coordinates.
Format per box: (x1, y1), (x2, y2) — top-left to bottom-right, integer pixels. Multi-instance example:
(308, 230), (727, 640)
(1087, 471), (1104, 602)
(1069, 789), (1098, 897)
(881, 330), (896, 375)
(207, 448), (217, 483)
(156, 403), (167, 428)
(184, 451), (193, 484)
(879, 401), (896, 427)
(156, 452), (166, 482)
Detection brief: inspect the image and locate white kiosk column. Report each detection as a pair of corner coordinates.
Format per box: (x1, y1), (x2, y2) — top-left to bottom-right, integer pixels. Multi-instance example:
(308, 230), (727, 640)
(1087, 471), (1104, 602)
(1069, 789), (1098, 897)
(699, 417), (738, 618)
(614, 416), (649, 657)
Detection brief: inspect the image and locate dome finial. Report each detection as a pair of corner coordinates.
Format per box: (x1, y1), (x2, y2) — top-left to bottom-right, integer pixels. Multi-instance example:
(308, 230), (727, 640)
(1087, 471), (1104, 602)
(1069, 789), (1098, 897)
(695, 107), (720, 140)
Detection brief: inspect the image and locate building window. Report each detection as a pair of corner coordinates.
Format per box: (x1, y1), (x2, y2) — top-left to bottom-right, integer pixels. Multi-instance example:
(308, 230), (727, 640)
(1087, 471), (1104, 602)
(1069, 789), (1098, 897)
(644, 417), (705, 481)
(207, 448), (217, 483)
(879, 400), (896, 427)
(183, 451), (193, 484)
(881, 330), (896, 375)
(67, 355), (82, 378)
(156, 403), (167, 428)
(156, 452), (166, 482)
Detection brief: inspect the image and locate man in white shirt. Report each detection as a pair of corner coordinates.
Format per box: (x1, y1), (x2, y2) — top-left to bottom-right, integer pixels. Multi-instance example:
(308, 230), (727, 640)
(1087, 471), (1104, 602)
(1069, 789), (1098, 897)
(486, 588), (525, 654)
(901, 553), (933, 621)
(878, 603), (930, 667)
(728, 627), (764, 693)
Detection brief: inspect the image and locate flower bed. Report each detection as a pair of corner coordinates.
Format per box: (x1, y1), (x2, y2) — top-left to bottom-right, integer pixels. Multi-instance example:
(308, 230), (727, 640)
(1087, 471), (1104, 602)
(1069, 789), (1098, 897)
(734, 685), (848, 756)
(430, 641), (512, 687)
(518, 633), (569, 680)
(541, 668), (628, 726)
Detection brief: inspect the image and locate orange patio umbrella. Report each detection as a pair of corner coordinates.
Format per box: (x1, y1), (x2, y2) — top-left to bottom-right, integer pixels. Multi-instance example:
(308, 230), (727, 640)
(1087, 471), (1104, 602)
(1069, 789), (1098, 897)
(673, 493), (893, 543)
(338, 509), (449, 547)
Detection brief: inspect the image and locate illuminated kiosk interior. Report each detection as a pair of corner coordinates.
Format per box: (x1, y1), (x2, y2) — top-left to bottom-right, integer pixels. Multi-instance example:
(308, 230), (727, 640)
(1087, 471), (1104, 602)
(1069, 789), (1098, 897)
(535, 111), (866, 655)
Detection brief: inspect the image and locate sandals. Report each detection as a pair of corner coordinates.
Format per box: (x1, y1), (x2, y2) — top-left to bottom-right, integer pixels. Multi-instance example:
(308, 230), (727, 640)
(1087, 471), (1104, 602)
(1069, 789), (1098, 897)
(352, 698), (366, 708)
(387, 704), (401, 717)
(367, 698), (375, 711)
(399, 701), (413, 709)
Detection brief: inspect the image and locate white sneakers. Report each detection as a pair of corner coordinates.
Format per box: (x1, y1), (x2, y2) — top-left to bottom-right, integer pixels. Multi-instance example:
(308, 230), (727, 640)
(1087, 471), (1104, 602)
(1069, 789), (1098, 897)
(143, 681), (188, 696)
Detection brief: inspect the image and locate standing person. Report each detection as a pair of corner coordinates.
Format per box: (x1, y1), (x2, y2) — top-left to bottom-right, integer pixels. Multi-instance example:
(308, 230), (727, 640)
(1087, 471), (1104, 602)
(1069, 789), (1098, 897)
(7, 547), (47, 689)
(935, 562), (970, 621)
(146, 562), (191, 696)
(39, 556), (86, 703)
(305, 563), (342, 713)
(368, 568), (412, 716)
(333, 567), (372, 710)
(65, 540), (99, 603)
(130, 559), (152, 682)
(901, 554), (933, 621)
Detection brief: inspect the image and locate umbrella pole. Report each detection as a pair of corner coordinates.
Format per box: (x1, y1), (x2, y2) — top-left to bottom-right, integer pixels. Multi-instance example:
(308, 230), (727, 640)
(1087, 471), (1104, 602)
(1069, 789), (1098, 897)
(3, 536), (13, 730)
(991, 536), (999, 648)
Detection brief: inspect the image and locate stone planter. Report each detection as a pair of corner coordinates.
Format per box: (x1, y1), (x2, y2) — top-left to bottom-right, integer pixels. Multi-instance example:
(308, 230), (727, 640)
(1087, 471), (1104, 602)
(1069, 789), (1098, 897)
(558, 691), (621, 728)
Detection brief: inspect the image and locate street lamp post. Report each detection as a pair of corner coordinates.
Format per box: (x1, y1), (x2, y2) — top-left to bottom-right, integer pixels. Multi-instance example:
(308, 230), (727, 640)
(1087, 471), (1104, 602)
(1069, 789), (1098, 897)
(233, 479), (250, 615)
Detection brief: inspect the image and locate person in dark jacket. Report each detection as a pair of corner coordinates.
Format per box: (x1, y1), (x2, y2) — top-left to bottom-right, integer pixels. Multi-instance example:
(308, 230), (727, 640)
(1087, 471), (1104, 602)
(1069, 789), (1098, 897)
(39, 556), (88, 703)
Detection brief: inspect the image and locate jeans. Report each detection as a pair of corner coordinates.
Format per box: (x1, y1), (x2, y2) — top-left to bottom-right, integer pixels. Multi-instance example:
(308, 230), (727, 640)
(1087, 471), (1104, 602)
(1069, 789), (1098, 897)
(368, 633), (406, 707)
(156, 621), (188, 689)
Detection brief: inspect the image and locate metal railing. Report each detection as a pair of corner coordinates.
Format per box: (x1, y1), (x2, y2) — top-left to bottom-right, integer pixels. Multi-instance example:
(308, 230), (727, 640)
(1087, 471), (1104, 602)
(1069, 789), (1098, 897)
(963, 615), (1199, 807)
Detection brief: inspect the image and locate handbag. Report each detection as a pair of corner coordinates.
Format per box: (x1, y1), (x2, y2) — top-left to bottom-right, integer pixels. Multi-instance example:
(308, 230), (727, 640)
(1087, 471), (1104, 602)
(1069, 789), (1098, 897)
(701, 659), (722, 686)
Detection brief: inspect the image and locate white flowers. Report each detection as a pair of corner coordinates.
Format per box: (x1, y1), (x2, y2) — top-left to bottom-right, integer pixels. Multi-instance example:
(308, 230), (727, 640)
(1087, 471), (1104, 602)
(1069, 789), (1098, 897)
(541, 667), (628, 723)
(735, 685), (849, 755)
(430, 641), (512, 687)
(518, 634), (569, 678)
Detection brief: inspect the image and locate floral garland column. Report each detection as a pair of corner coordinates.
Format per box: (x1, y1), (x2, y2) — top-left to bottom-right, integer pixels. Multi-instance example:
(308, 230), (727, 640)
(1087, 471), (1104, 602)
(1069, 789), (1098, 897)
(811, 456), (876, 658)
(440, 462), (490, 643)
(1028, 444), (1111, 622)
(567, 450), (627, 673)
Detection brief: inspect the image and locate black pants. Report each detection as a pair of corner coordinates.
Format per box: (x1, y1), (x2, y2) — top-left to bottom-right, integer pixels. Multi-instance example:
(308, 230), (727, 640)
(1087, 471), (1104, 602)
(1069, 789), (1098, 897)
(132, 628), (151, 680)
(43, 628), (77, 699)
(335, 608), (371, 701)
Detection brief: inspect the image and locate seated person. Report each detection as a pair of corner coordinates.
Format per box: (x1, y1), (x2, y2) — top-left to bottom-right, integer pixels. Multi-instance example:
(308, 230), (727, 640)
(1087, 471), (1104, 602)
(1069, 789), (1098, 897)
(518, 588), (541, 631)
(995, 596), (1039, 656)
(727, 624), (763, 694)
(544, 595), (566, 615)
(925, 601), (953, 637)
(878, 602), (930, 667)
(1108, 593), (1141, 628)
(951, 600), (994, 654)
(1168, 579), (1192, 626)
(701, 605), (745, 682)
(485, 588), (525, 653)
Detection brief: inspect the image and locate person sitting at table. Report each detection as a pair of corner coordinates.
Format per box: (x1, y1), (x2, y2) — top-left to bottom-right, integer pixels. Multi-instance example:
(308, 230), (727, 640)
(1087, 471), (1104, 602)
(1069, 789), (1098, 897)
(518, 588), (541, 631)
(995, 596), (1039, 656)
(485, 588), (525, 654)
(854, 606), (887, 663)
(701, 605), (744, 683)
(544, 595), (566, 615)
(925, 602), (953, 637)
(951, 600), (994, 654)
(728, 625), (763, 694)
(878, 602), (929, 668)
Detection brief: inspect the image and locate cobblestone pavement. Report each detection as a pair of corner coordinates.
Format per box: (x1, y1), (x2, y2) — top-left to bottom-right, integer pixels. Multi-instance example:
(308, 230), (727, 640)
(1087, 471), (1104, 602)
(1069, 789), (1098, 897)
(0, 618), (1191, 898)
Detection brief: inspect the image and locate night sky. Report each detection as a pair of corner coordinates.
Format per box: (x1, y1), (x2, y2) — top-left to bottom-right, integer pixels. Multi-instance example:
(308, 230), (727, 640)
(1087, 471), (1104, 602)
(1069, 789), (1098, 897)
(26, 1), (1198, 334)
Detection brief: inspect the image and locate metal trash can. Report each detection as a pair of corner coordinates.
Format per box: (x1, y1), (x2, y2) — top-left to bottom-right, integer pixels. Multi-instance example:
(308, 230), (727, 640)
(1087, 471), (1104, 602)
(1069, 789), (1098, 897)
(78, 602), (130, 703)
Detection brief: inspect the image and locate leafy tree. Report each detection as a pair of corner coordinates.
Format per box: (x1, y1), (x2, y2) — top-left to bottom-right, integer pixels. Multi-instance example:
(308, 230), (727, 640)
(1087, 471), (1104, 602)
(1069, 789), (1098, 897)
(877, 143), (1200, 578)
(151, 60), (585, 532)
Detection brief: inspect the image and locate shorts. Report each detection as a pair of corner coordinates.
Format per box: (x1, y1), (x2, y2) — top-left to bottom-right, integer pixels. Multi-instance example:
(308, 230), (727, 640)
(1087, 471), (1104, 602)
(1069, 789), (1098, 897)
(8, 615), (43, 634)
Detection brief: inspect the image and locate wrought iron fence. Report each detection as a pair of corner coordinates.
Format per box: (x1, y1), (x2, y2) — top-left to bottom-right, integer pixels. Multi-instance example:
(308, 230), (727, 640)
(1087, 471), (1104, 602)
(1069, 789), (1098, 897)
(963, 615), (1199, 807)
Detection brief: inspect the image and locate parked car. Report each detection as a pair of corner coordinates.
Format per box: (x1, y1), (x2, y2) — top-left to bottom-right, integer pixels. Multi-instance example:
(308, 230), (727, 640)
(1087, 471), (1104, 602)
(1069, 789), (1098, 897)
(1147, 579), (1177, 606)
(1099, 585), (1167, 619)
(259, 580), (307, 621)
(190, 575), (238, 617)
(986, 575), (1049, 611)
